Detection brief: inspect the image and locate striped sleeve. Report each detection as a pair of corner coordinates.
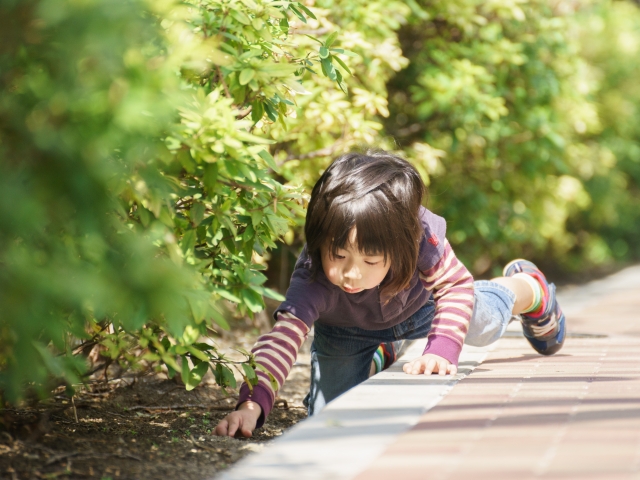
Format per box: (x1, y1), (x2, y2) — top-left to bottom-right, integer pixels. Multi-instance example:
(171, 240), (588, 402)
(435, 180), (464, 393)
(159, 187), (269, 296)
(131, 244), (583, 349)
(237, 312), (310, 428)
(418, 239), (474, 365)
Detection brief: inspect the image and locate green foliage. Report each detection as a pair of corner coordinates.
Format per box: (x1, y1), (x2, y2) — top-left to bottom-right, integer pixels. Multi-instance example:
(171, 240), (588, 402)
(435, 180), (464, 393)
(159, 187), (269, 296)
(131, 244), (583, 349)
(383, 0), (640, 275)
(0, 0), (337, 401)
(569, 1), (640, 265)
(0, 0), (208, 401)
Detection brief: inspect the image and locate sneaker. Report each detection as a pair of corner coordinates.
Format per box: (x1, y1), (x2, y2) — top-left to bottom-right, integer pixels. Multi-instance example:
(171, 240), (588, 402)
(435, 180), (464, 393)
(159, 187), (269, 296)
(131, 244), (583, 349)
(503, 259), (566, 355)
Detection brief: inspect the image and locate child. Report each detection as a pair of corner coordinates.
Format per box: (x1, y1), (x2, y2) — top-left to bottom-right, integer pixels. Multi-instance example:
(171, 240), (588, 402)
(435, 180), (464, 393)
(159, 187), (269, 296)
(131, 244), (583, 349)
(214, 149), (566, 437)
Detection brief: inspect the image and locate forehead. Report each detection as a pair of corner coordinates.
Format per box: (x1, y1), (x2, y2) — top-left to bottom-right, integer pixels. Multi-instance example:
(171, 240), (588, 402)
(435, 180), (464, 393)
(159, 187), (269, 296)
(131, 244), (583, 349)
(332, 230), (384, 257)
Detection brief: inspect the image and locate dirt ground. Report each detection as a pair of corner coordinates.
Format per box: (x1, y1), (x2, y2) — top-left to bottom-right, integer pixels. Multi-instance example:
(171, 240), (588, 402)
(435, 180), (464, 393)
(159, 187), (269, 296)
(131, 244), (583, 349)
(0, 331), (312, 480)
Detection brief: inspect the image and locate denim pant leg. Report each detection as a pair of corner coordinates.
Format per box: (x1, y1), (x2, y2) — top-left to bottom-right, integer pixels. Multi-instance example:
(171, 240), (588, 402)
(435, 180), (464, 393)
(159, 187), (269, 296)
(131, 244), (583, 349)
(305, 297), (436, 416)
(465, 280), (517, 347)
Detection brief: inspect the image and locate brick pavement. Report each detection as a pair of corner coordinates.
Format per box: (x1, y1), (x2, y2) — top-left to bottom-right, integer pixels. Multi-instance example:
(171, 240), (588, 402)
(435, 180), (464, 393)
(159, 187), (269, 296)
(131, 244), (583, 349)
(356, 267), (640, 480)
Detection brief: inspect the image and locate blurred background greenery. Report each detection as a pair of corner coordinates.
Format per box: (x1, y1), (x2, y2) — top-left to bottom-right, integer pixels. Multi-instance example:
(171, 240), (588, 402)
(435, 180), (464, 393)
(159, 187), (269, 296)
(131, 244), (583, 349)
(1, 0), (639, 401)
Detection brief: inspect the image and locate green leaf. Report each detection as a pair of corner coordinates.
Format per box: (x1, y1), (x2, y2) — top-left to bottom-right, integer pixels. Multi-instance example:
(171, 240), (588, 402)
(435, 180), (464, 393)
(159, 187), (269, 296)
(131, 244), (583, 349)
(289, 4), (307, 23)
(222, 365), (237, 388)
(258, 149), (278, 170)
(185, 361), (209, 391)
(255, 365), (278, 391)
(325, 31), (338, 48)
(262, 286), (286, 301)
(258, 62), (299, 77)
(332, 54), (351, 75)
(264, 101), (278, 121)
(186, 345), (209, 362)
(239, 68), (256, 86)
(230, 10), (251, 25)
(330, 48), (358, 57)
(162, 354), (181, 374)
(252, 100), (264, 123)
(193, 342), (214, 352)
(319, 46), (329, 59)
(241, 288), (264, 313)
(321, 57), (337, 81)
(251, 18), (264, 30)
(210, 306), (230, 331)
(203, 164), (218, 192)
(335, 69), (347, 93)
(304, 34), (324, 45)
(242, 363), (258, 385)
(296, 3), (317, 19)
(181, 229), (197, 254)
(279, 17), (289, 33)
(191, 202), (206, 226)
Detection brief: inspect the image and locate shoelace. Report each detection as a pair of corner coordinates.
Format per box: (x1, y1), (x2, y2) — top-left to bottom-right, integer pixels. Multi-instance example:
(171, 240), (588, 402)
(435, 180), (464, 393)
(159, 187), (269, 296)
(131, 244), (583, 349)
(524, 311), (557, 337)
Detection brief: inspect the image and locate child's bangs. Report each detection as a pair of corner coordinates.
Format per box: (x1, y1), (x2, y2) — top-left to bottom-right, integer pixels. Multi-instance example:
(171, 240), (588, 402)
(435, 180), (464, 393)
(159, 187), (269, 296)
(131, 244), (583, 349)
(327, 193), (394, 263)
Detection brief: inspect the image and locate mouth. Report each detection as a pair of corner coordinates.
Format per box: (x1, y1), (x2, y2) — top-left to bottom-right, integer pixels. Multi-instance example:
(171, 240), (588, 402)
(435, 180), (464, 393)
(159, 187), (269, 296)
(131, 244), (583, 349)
(342, 286), (363, 294)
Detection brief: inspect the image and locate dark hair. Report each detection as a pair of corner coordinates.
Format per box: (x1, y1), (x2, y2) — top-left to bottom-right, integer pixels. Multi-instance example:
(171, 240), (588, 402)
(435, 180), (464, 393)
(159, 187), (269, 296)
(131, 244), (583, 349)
(305, 149), (426, 299)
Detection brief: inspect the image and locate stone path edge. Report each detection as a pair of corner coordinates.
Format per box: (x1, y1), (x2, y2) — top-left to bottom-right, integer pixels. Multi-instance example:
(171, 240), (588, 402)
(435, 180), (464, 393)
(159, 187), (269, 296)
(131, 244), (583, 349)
(213, 340), (497, 480)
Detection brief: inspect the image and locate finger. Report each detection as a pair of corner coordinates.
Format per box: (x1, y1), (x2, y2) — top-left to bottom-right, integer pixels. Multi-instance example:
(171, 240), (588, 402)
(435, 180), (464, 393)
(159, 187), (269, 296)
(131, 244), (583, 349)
(411, 360), (423, 375)
(402, 362), (411, 373)
(448, 364), (458, 376)
(437, 360), (448, 376)
(227, 416), (241, 438)
(214, 419), (228, 436)
(406, 361), (419, 375)
(423, 358), (437, 375)
(240, 426), (253, 438)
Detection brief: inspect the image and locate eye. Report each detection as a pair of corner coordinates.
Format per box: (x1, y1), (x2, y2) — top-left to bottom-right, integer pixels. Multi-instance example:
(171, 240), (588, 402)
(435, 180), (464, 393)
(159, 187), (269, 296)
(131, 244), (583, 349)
(334, 254), (346, 260)
(365, 261), (380, 266)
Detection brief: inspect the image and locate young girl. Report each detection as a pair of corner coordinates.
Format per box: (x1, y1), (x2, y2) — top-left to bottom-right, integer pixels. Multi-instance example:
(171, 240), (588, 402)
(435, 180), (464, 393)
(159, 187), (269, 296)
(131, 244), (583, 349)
(214, 149), (566, 437)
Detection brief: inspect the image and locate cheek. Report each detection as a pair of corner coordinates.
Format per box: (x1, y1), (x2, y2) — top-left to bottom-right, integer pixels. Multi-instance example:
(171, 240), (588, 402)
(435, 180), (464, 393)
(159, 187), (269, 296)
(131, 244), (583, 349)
(321, 258), (341, 282)
(371, 265), (391, 284)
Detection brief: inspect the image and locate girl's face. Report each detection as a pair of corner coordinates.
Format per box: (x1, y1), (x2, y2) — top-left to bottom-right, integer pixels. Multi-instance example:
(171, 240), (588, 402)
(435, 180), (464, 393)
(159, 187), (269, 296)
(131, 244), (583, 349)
(320, 228), (390, 294)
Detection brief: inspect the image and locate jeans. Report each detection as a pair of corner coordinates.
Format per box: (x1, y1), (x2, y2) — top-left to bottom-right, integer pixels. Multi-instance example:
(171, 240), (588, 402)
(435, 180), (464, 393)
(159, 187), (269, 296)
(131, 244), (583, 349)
(303, 280), (516, 415)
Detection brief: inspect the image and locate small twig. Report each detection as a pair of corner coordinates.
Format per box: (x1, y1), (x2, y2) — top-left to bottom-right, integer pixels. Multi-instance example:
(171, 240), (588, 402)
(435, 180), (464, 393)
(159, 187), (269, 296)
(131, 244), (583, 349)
(82, 362), (108, 379)
(101, 411), (128, 419)
(45, 451), (79, 466)
(49, 418), (76, 425)
(217, 65), (232, 98)
(126, 404), (235, 412)
(236, 106), (252, 119)
(111, 452), (142, 462)
(188, 435), (218, 453)
(78, 391), (111, 398)
(78, 452), (142, 462)
(70, 338), (99, 356)
(71, 397), (79, 423)
(274, 398), (289, 409)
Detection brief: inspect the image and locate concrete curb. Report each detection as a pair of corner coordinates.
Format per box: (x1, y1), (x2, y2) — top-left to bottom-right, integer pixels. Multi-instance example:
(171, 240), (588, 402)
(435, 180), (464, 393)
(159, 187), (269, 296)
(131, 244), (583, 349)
(215, 340), (496, 480)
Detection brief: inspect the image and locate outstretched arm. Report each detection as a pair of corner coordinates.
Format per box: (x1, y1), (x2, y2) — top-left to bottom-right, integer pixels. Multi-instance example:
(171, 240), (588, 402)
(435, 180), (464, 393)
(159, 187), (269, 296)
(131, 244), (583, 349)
(404, 239), (474, 375)
(214, 312), (310, 437)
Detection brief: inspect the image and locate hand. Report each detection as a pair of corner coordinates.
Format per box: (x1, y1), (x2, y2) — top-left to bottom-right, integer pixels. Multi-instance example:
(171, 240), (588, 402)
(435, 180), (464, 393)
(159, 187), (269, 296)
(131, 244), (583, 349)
(403, 353), (457, 376)
(214, 401), (262, 438)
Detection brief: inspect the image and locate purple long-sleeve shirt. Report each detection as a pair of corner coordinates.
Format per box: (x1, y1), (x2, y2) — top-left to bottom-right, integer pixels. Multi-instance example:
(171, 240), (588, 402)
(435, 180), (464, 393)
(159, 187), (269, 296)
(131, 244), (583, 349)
(238, 207), (474, 427)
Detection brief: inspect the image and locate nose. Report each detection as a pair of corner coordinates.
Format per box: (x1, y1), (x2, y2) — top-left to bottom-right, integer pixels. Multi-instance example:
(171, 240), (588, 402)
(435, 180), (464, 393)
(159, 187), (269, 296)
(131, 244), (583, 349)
(343, 260), (361, 280)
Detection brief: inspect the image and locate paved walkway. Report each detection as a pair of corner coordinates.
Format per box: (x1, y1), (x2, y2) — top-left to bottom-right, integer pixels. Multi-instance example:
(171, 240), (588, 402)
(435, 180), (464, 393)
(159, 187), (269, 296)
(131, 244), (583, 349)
(217, 265), (640, 480)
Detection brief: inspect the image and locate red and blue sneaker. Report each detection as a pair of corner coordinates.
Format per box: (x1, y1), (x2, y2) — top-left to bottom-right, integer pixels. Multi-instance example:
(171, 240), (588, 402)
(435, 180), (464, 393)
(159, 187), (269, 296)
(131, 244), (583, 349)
(503, 259), (566, 355)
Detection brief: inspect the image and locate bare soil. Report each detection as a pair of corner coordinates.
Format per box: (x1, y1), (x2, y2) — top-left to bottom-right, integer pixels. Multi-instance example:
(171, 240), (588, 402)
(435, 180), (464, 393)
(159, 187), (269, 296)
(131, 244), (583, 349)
(0, 332), (312, 480)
